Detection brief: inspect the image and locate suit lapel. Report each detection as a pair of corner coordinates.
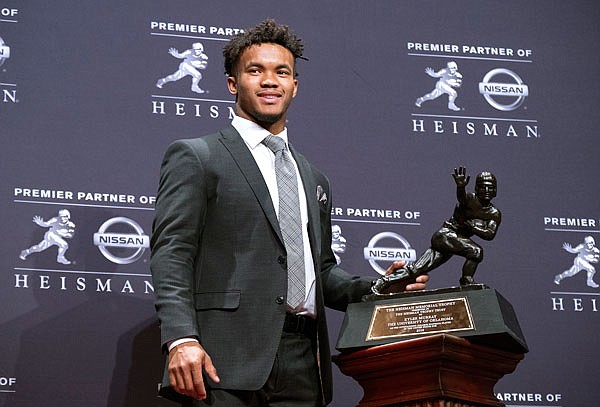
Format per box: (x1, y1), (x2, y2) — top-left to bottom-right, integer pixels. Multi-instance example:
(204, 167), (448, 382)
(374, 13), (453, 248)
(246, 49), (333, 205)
(218, 125), (284, 245)
(218, 126), (322, 257)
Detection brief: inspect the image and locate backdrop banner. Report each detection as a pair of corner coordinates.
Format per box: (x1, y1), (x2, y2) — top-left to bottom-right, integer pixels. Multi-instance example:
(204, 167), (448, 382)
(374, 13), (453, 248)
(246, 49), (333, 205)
(1, 1), (598, 406)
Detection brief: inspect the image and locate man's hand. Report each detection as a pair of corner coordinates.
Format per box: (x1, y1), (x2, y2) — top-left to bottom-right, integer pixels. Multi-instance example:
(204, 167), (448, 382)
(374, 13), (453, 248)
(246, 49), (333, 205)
(384, 261), (429, 291)
(384, 260), (406, 276)
(407, 274), (429, 291)
(168, 341), (220, 400)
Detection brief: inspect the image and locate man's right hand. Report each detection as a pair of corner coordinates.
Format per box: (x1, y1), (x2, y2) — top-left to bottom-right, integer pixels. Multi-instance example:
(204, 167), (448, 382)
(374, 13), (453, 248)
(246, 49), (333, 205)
(168, 341), (220, 400)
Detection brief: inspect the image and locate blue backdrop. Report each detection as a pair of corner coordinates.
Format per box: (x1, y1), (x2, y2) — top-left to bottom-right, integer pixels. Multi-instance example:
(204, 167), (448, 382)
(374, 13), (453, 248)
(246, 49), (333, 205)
(1, 1), (599, 406)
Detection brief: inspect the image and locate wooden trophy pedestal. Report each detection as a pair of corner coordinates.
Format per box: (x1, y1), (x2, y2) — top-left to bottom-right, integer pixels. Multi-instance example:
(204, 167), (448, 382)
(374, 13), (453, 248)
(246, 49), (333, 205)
(333, 333), (524, 407)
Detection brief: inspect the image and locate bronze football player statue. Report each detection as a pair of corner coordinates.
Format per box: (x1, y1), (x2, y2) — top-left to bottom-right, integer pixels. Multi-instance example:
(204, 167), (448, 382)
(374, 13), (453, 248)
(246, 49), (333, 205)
(372, 166), (501, 295)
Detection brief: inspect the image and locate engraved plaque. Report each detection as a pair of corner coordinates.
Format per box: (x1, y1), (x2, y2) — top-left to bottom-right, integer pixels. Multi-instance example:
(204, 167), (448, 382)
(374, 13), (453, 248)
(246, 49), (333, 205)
(337, 286), (527, 353)
(366, 297), (475, 341)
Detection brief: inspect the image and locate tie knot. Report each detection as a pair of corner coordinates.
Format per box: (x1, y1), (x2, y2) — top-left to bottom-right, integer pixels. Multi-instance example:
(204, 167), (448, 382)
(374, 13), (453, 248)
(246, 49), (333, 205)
(262, 134), (286, 153)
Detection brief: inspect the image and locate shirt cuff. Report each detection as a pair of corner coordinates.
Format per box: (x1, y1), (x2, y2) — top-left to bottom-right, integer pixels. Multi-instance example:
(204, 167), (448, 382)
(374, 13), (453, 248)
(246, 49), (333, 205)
(168, 337), (199, 352)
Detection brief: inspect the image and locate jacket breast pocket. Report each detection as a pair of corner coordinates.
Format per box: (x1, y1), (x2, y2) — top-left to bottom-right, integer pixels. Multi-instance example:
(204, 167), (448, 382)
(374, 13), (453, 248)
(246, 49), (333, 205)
(194, 290), (241, 311)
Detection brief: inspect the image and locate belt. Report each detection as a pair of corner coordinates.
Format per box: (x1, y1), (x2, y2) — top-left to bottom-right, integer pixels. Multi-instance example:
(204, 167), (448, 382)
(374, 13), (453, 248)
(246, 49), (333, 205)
(283, 313), (317, 335)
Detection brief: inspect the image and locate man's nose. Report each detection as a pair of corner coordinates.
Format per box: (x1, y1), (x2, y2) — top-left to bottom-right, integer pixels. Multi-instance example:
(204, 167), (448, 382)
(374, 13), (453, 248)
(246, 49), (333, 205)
(261, 72), (278, 86)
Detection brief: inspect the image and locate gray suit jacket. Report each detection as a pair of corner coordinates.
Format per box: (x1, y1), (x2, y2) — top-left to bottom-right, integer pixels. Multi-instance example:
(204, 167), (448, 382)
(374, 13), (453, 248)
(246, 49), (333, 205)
(150, 125), (371, 404)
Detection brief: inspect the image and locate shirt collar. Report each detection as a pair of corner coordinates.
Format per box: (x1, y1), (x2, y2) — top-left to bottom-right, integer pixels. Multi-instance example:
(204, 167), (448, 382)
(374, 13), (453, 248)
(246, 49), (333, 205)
(231, 115), (289, 150)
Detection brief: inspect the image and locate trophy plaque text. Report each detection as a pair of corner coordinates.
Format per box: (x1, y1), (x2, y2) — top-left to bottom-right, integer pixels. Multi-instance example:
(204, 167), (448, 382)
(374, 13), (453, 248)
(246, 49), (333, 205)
(366, 297), (474, 341)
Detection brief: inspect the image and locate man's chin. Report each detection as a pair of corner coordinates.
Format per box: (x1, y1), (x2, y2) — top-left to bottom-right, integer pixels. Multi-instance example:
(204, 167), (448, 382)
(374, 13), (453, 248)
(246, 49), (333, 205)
(254, 113), (282, 123)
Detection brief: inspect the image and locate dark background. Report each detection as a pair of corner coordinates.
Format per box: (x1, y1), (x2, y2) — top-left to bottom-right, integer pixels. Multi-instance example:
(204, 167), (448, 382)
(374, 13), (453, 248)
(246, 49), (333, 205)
(1, 1), (598, 406)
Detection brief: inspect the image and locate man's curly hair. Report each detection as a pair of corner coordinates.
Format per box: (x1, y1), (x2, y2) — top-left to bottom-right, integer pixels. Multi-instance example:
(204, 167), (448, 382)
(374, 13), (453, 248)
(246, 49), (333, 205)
(223, 19), (304, 77)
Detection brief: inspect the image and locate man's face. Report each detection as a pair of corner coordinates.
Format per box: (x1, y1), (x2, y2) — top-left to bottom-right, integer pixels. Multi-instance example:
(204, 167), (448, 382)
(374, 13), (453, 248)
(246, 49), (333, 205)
(227, 43), (298, 134)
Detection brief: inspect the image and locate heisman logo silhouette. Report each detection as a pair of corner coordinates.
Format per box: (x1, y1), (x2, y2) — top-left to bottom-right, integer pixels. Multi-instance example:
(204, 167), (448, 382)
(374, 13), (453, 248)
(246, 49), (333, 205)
(554, 236), (599, 288)
(156, 42), (208, 94)
(415, 61), (463, 111)
(20, 209), (76, 265)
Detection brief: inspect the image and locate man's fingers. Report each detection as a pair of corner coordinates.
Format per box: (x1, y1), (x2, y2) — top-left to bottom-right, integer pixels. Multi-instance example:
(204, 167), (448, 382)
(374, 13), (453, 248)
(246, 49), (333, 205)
(181, 365), (198, 398)
(385, 260), (406, 275)
(168, 370), (179, 394)
(405, 282), (427, 291)
(415, 274), (429, 283)
(191, 366), (207, 400)
(405, 274), (429, 291)
(169, 361), (206, 400)
(203, 355), (220, 383)
(168, 342), (214, 400)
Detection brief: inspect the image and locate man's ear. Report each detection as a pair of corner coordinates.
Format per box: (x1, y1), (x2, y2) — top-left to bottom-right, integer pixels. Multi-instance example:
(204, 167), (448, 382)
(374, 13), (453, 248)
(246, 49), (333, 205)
(227, 76), (237, 95)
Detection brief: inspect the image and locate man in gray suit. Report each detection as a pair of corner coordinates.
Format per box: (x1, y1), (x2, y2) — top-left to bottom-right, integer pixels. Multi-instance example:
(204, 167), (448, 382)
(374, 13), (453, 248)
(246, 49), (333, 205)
(150, 19), (428, 406)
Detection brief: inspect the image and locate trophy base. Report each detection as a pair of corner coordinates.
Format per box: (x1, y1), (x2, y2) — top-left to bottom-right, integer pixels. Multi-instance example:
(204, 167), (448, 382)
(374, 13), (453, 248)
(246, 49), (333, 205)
(336, 285), (528, 354)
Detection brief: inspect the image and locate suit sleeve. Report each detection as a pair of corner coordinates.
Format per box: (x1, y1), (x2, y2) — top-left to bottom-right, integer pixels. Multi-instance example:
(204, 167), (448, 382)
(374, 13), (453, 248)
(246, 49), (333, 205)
(150, 140), (206, 348)
(316, 178), (372, 311)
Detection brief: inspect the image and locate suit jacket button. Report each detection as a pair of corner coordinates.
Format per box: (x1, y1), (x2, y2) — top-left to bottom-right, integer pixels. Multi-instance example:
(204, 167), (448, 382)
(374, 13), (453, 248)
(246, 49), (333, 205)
(276, 296), (284, 305)
(277, 256), (286, 265)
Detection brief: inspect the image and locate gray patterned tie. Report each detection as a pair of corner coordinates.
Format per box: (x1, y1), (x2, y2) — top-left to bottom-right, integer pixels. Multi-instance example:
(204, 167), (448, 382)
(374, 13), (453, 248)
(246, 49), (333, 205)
(262, 135), (305, 308)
